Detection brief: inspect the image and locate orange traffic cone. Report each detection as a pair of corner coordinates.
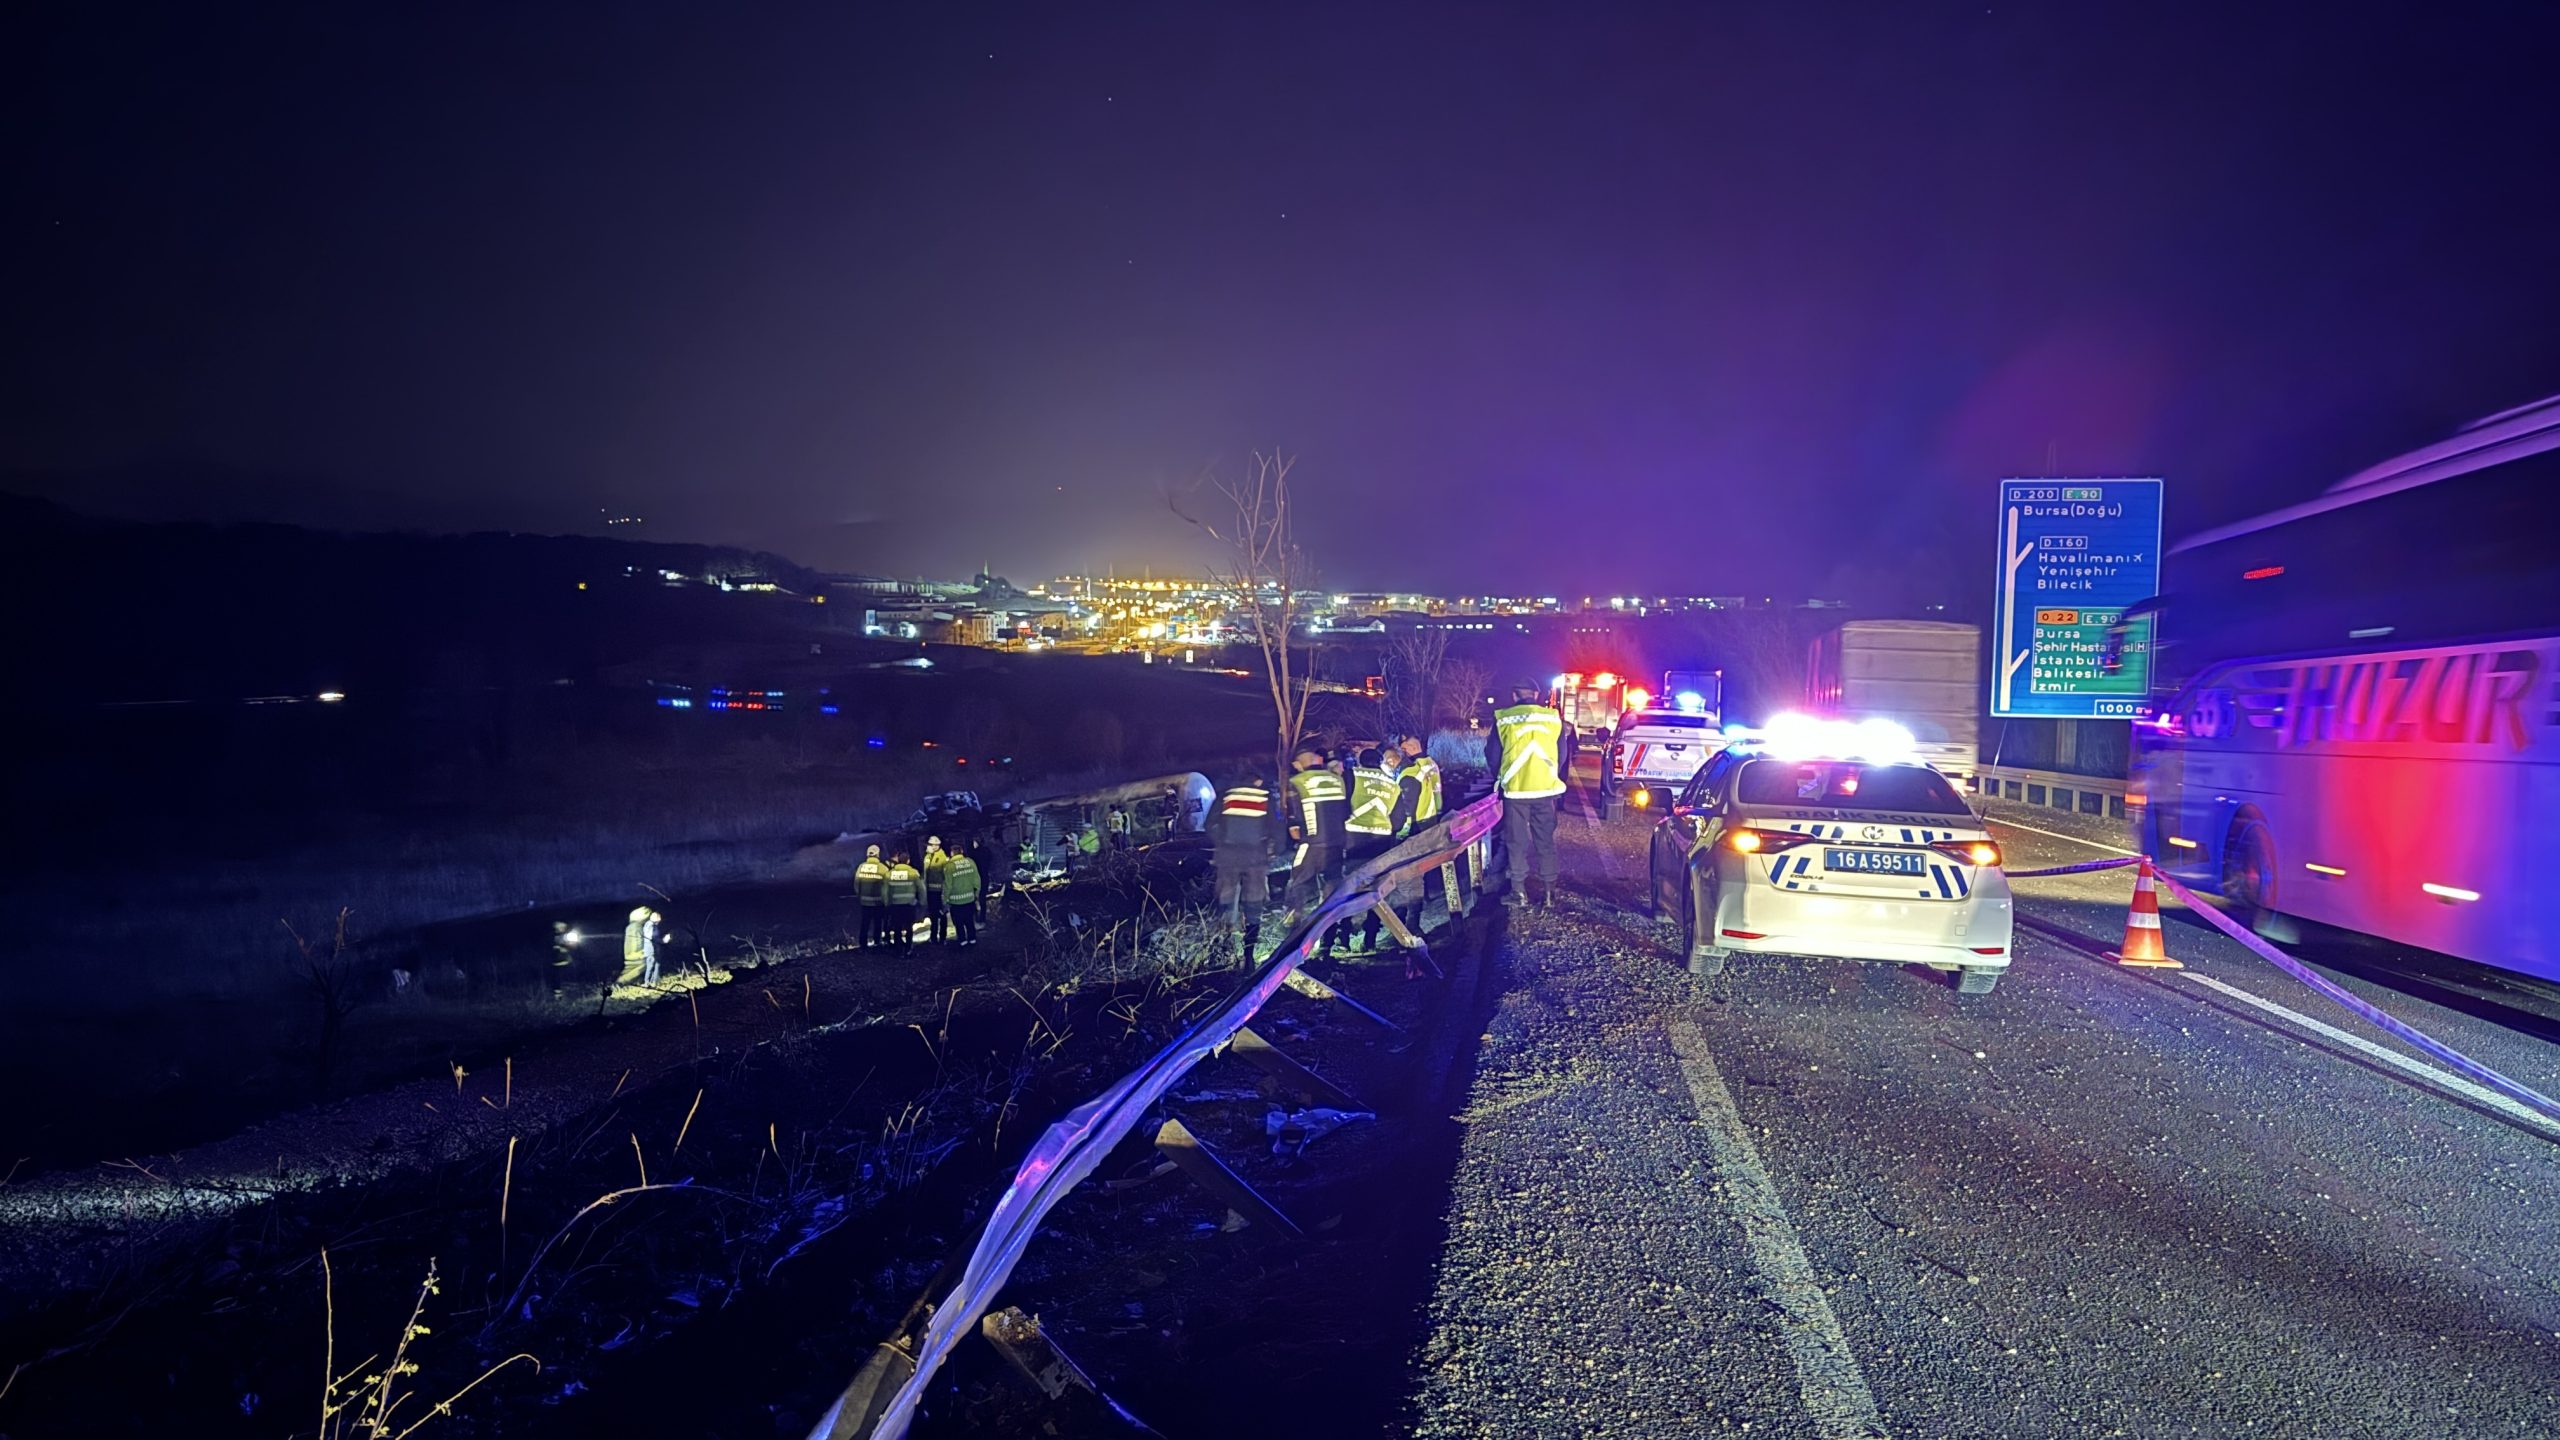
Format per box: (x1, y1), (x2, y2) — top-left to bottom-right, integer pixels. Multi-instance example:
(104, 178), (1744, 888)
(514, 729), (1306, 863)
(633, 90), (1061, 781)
(2107, 857), (2183, 969)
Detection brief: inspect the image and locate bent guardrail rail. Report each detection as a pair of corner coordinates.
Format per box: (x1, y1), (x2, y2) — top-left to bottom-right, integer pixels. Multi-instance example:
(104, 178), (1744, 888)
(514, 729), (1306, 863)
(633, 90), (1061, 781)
(808, 789), (1505, 1440)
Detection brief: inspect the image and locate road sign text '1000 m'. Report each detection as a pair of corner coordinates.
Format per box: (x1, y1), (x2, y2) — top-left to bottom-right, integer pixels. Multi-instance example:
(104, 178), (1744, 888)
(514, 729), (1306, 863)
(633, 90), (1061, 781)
(1994, 479), (2163, 719)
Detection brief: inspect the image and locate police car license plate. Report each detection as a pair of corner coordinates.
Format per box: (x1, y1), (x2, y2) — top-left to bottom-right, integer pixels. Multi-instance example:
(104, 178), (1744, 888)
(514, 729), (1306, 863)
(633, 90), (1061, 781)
(1825, 848), (1923, 876)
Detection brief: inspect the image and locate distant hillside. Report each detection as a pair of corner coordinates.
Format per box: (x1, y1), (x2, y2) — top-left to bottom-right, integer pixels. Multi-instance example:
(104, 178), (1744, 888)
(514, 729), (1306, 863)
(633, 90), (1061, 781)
(0, 495), (833, 703)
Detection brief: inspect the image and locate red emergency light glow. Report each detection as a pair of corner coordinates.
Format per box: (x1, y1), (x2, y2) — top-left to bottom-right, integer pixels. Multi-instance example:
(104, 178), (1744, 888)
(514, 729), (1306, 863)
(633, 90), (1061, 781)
(2242, 566), (2286, 581)
(1592, 672), (1620, 689)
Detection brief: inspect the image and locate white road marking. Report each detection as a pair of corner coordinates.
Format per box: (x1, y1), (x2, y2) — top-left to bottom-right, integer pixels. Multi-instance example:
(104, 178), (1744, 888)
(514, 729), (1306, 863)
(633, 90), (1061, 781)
(2175, 970), (2560, 1136)
(1981, 811), (2140, 856)
(1667, 1020), (1892, 1440)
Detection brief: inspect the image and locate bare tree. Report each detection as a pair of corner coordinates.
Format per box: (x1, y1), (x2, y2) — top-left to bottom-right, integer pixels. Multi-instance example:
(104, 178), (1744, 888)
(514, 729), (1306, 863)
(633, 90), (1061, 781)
(282, 908), (365, 1096)
(1383, 625), (1449, 738)
(1173, 450), (1315, 776)
(1439, 657), (1493, 729)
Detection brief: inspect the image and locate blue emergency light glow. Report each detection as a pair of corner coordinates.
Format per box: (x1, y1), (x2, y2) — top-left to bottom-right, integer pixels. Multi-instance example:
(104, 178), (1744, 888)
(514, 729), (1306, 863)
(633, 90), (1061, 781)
(867, 736), (887, 748)
(1676, 690), (1706, 712)
(820, 704), (840, 715)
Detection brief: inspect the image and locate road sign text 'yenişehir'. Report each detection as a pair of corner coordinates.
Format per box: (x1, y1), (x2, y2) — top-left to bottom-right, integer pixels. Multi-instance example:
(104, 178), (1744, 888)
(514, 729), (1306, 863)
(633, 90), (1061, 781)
(1994, 479), (2163, 719)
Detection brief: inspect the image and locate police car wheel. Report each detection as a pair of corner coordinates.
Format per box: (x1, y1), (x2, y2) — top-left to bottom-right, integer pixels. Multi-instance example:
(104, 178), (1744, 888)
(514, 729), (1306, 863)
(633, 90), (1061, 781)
(1680, 876), (1728, 976)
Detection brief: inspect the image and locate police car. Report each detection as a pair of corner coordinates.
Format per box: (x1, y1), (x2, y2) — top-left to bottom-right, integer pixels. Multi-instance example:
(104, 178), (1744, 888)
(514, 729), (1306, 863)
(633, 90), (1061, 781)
(1645, 716), (2014, 993)
(1600, 702), (1722, 819)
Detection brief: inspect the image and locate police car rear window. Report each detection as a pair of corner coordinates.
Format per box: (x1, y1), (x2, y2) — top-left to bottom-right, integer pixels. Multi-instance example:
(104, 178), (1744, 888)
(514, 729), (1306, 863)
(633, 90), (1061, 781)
(1734, 760), (1970, 815)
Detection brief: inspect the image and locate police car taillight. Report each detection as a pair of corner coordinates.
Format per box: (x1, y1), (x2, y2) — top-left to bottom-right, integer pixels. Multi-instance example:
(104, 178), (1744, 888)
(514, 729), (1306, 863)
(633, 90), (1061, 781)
(1726, 827), (1819, 855)
(1930, 839), (2001, 868)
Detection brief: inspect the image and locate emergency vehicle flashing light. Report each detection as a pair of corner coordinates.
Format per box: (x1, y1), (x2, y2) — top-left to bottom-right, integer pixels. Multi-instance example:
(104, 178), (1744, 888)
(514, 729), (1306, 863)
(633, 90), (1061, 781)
(1723, 713), (1918, 766)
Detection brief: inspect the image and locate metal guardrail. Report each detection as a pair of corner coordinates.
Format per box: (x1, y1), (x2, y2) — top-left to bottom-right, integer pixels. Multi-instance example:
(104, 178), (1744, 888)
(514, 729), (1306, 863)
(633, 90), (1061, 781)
(808, 789), (1506, 1440)
(1972, 763), (2133, 821)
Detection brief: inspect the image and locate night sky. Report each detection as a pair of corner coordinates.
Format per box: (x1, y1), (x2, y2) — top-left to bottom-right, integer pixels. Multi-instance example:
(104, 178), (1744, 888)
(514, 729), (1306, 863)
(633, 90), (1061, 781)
(12, 2), (2560, 599)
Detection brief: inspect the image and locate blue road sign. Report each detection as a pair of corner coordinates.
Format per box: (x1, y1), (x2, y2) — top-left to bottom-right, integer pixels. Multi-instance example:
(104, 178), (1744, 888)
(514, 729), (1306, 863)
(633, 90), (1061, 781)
(1994, 479), (2163, 719)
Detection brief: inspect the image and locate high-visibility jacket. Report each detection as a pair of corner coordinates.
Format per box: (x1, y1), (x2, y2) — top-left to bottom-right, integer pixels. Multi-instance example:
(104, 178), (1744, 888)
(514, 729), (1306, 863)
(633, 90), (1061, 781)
(624, 906), (658, 962)
(1076, 825), (1101, 855)
(1347, 763), (1399, 836)
(1404, 753), (1444, 825)
(1492, 703), (1567, 799)
(1288, 767), (1347, 849)
(854, 857), (889, 905)
(1212, 785), (1275, 865)
(884, 862), (922, 906)
(922, 845), (949, 894)
(942, 855), (982, 907)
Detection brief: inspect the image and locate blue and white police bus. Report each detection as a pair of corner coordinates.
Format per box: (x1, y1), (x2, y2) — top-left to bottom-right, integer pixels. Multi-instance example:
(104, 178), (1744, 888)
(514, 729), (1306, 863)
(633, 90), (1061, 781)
(2119, 395), (2560, 981)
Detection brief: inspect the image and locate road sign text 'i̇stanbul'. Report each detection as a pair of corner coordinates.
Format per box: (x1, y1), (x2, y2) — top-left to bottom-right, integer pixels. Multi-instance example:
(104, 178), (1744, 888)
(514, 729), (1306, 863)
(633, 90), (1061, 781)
(1994, 479), (2163, 719)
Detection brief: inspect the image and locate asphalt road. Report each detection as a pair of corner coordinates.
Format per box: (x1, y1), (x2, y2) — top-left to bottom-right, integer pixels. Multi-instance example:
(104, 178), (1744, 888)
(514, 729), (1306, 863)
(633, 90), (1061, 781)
(1408, 787), (2560, 1439)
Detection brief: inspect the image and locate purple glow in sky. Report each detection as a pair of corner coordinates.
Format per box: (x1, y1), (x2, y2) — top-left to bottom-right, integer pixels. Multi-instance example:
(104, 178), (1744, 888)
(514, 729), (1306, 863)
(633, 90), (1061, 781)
(9, 2), (2560, 601)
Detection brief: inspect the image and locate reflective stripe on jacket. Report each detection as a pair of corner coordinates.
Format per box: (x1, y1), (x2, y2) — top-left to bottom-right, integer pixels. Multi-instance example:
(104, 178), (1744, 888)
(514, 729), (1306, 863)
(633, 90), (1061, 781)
(855, 858), (888, 904)
(1289, 767), (1347, 847)
(1347, 765), (1398, 835)
(884, 864), (922, 905)
(1406, 754), (1443, 822)
(1493, 704), (1566, 798)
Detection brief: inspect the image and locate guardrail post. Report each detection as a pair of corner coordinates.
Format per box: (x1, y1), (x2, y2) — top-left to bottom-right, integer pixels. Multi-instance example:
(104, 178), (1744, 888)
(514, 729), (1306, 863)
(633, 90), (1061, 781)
(1221, 1026), (1367, 1110)
(1281, 968), (1401, 1030)
(1153, 1118), (1305, 1238)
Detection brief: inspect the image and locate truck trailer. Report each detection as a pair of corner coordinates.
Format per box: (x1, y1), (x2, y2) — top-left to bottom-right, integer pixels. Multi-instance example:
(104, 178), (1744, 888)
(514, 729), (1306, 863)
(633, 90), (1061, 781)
(1805, 621), (1981, 784)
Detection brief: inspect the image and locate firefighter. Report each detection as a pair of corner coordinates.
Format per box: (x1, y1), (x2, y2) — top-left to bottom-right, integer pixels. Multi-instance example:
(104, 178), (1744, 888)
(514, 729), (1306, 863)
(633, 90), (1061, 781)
(942, 847), (984, 945)
(1284, 746), (1349, 945)
(883, 852), (923, 948)
(1488, 680), (1566, 907)
(855, 844), (889, 947)
(922, 835), (952, 942)
(621, 906), (662, 986)
(1211, 772), (1277, 956)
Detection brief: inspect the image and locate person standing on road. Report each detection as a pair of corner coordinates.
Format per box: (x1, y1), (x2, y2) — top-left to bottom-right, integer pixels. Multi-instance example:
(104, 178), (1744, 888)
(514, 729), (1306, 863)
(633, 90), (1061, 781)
(922, 835), (952, 943)
(883, 853), (923, 948)
(1284, 746), (1349, 943)
(1211, 772), (1278, 957)
(854, 844), (889, 948)
(942, 847), (984, 946)
(1106, 804), (1131, 850)
(1488, 680), (1566, 908)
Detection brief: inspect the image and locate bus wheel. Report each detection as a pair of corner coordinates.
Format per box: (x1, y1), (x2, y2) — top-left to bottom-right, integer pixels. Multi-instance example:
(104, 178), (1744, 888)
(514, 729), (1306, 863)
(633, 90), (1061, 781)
(2221, 815), (2297, 942)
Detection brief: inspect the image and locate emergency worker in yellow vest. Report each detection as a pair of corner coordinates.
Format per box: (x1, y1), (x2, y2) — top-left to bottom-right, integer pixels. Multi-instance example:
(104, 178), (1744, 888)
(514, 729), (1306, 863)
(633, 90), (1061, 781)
(1379, 732), (1453, 940)
(883, 853), (923, 948)
(854, 844), (889, 948)
(942, 849), (984, 945)
(1487, 680), (1567, 907)
(922, 836), (952, 942)
(1283, 746), (1349, 931)
(1352, 746), (1420, 952)
(1211, 773), (1278, 955)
